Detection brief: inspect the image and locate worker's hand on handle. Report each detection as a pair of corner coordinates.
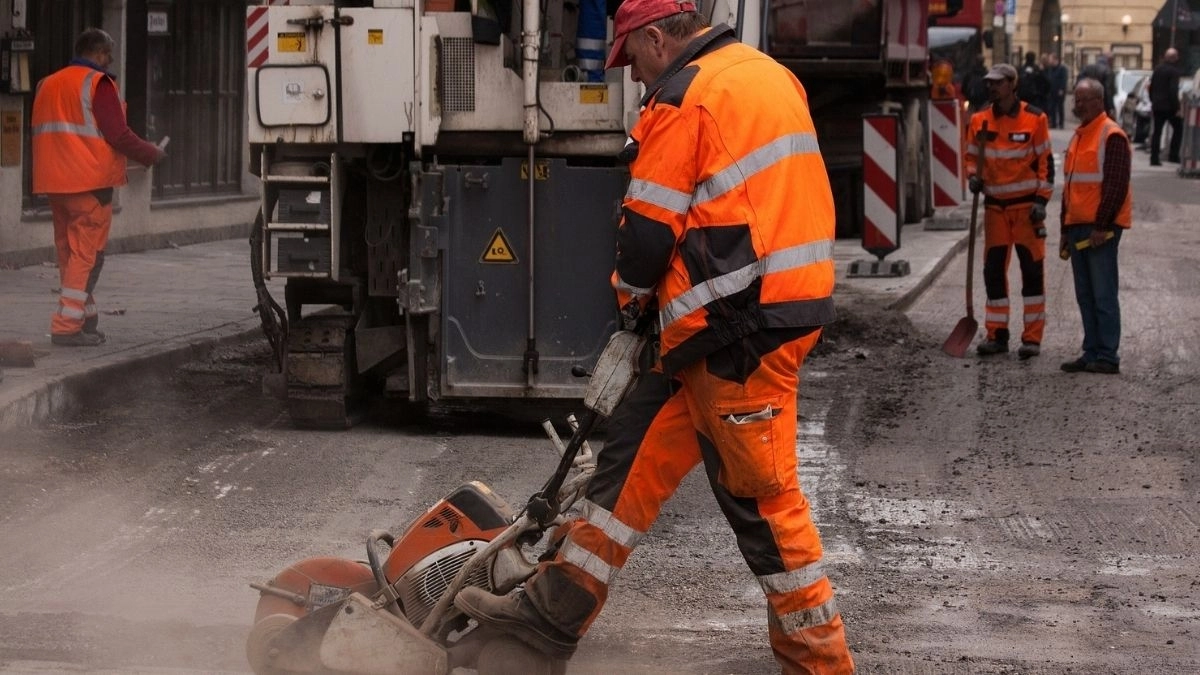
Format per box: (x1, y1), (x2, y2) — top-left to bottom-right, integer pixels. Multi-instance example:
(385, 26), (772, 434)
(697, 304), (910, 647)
(968, 175), (984, 195)
(1089, 228), (1112, 248)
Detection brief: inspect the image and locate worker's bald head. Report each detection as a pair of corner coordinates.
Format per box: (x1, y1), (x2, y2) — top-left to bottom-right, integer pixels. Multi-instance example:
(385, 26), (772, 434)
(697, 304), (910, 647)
(1165, 48), (1180, 63)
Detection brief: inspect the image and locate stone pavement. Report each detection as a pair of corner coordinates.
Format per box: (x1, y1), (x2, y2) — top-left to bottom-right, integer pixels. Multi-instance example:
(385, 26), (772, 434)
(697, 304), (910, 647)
(0, 201), (981, 431)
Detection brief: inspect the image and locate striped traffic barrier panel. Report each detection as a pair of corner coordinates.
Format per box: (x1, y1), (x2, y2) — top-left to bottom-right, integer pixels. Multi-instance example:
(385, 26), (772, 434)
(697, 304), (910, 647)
(849, 113), (911, 278)
(926, 98), (969, 230)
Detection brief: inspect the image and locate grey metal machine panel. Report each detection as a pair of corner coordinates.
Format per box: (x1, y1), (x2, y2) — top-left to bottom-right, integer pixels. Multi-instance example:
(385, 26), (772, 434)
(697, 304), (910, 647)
(441, 158), (626, 398)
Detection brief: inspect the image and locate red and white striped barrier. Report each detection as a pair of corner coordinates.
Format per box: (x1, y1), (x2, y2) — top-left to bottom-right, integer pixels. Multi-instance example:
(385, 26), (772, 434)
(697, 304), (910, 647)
(929, 99), (964, 206)
(862, 113), (901, 258)
(849, 113), (910, 277)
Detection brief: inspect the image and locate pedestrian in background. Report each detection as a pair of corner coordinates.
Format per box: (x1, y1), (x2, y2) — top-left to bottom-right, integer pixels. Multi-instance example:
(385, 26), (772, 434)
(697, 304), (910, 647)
(962, 54), (990, 114)
(1079, 54), (1116, 119)
(1060, 78), (1131, 374)
(1018, 52), (1049, 111)
(1044, 52), (1069, 129)
(454, 0), (855, 671)
(31, 28), (166, 347)
(965, 63), (1053, 360)
(1148, 47), (1184, 166)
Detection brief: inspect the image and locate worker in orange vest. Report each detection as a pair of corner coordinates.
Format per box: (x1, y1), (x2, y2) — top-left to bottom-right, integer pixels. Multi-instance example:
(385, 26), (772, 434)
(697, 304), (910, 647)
(1058, 78), (1132, 374)
(454, 0), (854, 672)
(32, 28), (166, 347)
(965, 63), (1053, 359)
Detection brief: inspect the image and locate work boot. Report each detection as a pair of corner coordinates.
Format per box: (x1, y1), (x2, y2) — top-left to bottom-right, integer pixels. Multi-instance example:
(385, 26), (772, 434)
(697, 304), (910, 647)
(1060, 357), (1088, 373)
(454, 587), (578, 660)
(83, 317), (107, 343)
(1084, 360), (1120, 375)
(51, 332), (104, 347)
(1017, 342), (1040, 359)
(976, 338), (1008, 356)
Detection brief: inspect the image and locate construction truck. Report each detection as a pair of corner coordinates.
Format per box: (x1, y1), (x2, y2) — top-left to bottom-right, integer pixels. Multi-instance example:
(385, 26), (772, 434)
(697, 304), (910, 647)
(247, 0), (934, 429)
(247, 0), (638, 428)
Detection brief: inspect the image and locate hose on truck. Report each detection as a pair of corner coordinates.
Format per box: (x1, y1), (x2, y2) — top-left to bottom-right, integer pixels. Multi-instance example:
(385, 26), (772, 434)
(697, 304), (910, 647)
(249, 208), (289, 374)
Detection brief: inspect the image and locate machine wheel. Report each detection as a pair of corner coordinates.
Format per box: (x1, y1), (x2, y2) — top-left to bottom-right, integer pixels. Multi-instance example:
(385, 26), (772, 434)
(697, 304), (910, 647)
(246, 613), (297, 675)
(476, 635), (567, 675)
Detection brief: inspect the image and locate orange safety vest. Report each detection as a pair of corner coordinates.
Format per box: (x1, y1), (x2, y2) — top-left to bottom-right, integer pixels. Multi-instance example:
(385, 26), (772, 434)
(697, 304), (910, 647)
(964, 102), (1052, 204)
(613, 26), (836, 371)
(31, 64), (127, 194)
(1062, 115), (1132, 228)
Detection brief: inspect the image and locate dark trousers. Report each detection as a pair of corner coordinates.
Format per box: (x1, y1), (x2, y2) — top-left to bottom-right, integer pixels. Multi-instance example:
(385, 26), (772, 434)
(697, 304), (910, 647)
(1048, 95), (1065, 129)
(1150, 110), (1182, 163)
(1066, 227), (1123, 365)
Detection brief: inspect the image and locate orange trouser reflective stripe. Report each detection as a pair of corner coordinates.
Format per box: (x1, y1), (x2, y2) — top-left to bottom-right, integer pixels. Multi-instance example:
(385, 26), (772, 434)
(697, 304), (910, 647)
(524, 331), (854, 674)
(49, 192), (111, 335)
(982, 203), (1046, 345)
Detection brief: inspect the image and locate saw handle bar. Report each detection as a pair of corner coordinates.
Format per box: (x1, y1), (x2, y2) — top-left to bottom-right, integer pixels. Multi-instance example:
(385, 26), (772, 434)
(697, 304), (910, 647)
(367, 529), (404, 616)
(527, 408), (600, 526)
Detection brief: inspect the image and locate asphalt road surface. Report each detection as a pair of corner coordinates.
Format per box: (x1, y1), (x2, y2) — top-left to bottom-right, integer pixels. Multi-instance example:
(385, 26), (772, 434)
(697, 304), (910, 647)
(1, 157), (1197, 674)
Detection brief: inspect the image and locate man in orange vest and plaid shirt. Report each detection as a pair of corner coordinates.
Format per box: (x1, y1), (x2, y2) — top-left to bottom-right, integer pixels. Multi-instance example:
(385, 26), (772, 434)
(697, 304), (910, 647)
(32, 28), (166, 346)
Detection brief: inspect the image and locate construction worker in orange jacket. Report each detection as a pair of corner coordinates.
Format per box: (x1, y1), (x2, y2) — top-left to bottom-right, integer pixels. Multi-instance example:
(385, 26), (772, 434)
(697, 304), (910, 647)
(455, 1), (854, 672)
(32, 28), (165, 347)
(965, 63), (1053, 359)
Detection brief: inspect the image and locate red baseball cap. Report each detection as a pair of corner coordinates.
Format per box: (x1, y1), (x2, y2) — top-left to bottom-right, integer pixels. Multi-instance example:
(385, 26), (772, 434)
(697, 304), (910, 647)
(605, 0), (699, 70)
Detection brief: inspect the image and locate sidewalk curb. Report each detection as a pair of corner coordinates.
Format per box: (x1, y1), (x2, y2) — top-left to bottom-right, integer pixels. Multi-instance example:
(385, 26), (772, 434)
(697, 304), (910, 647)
(887, 229), (971, 312)
(0, 318), (264, 432)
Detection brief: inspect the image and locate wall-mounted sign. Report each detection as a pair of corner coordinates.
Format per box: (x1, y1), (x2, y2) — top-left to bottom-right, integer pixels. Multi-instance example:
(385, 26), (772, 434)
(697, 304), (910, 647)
(148, 10), (169, 35)
(2, 109), (22, 167)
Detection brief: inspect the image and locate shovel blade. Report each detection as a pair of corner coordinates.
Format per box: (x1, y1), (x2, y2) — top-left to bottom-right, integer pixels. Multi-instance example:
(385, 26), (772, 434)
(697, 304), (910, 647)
(942, 317), (978, 358)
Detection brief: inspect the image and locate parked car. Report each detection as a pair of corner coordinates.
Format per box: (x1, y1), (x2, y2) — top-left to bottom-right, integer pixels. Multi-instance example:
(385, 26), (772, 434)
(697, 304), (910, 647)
(1119, 75), (1152, 144)
(1113, 68), (1153, 115)
(1119, 75), (1195, 151)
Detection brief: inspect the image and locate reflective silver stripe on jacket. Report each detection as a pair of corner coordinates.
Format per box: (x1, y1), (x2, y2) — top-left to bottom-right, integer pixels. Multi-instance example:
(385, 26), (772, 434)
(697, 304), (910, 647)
(627, 178), (692, 215)
(776, 597), (840, 634)
(984, 178), (1041, 196)
(582, 499), (643, 549)
(660, 240), (833, 330)
(560, 539), (618, 586)
(32, 70), (104, 139)
(758, 560), (827, 595)
(1068, 121), (1120, 184)
(57, 306), (86, 320)
(692, 132), (822, 205)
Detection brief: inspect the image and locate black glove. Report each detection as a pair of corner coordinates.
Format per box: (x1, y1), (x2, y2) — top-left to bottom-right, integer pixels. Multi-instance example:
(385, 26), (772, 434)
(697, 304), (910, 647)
(968, 175), (984, 195)
(1030, 203), (1047, 223)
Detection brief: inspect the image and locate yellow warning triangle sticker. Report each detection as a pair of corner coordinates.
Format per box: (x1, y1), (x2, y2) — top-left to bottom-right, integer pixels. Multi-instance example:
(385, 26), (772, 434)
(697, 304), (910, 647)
(480, 228), (518, 263)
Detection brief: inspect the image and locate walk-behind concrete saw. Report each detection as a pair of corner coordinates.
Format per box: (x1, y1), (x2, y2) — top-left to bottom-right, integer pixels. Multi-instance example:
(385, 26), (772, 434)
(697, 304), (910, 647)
(246, 330), (645, 675)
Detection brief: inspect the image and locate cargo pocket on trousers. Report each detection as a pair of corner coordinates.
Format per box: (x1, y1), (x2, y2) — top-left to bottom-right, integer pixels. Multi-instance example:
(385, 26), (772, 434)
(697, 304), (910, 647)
(709, 395), (789, 498)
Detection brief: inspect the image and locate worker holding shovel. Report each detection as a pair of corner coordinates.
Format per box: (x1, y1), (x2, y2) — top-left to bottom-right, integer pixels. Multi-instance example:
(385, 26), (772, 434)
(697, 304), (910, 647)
(963, 63), (1054, 359)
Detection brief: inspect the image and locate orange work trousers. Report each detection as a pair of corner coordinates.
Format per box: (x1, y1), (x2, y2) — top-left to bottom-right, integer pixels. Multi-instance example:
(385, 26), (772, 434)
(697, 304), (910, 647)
(982, 202), (1046, 345)
(49, 192), (112, 336)
(523, 329), (855, 674)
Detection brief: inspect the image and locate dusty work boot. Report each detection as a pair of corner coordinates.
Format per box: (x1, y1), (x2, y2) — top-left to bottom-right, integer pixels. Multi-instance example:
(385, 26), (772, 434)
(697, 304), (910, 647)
(1085, 360), (1120, 375)
(1017, 342), (1040, 359)
(975, 338), (1008, 356)
(82, 317), (107, 344)
(1060, 357), (1089, 373)
(454, 587), (578, 659)
(51, 331), (104, 347)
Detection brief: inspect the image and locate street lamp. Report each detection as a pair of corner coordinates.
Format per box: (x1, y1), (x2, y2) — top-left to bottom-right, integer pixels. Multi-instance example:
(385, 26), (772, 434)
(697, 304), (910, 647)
(1122, 14), (1132, 35)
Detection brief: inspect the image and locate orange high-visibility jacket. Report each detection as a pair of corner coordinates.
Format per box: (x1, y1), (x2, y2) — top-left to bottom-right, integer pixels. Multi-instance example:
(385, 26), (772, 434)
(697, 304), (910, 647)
(612, 26), (836, 371)
(32, 64), (127, 194)
(1062, 115), (1132, 229)
(964, 102), (1052, 206)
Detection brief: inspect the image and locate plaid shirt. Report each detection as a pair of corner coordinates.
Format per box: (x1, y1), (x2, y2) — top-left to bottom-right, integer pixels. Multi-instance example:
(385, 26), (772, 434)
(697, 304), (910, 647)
(1094, 133), (1131, 230)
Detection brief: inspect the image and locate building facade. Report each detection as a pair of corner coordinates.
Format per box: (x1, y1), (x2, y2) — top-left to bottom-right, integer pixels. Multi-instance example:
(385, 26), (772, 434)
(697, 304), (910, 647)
(0, 0), (256, 266)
